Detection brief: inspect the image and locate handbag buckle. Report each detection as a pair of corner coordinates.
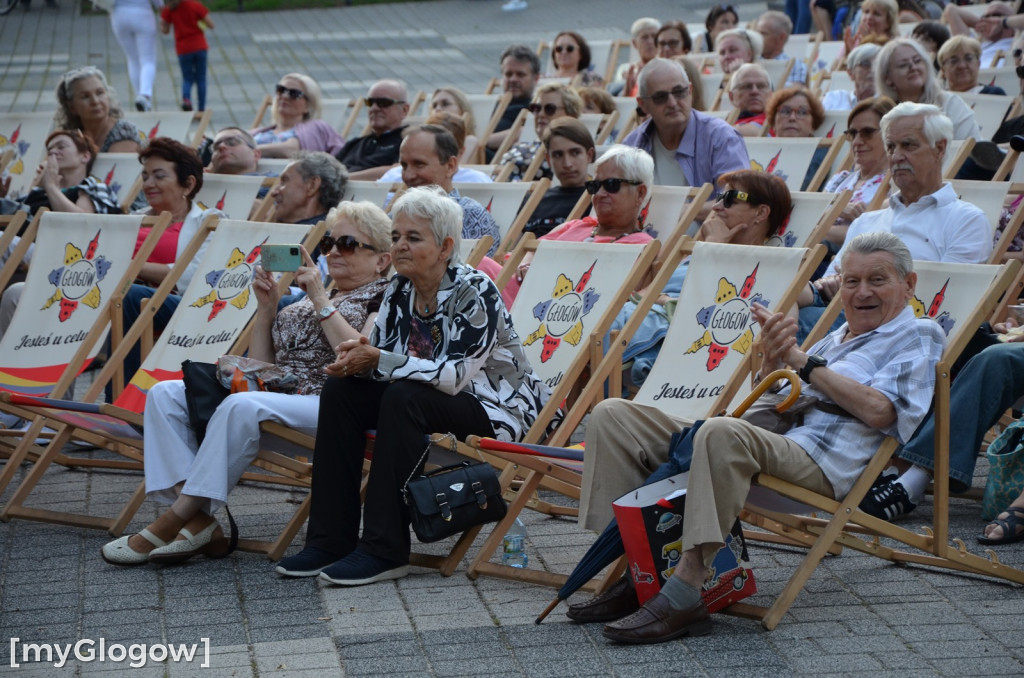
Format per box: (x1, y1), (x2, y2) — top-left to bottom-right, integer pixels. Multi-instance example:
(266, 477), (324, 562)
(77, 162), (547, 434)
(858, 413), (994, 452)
(435, 492), (452, 521)
(471, 480), (488, 508)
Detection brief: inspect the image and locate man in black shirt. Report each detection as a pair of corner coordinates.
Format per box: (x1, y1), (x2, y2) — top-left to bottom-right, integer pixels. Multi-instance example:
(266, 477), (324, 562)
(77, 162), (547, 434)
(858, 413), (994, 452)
(485, 45), (541, 161)
(335, 79), (410, 180)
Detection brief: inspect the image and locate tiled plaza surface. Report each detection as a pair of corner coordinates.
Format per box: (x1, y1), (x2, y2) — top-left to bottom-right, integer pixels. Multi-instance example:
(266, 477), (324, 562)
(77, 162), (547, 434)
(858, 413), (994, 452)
(2, 1), (1024, 676)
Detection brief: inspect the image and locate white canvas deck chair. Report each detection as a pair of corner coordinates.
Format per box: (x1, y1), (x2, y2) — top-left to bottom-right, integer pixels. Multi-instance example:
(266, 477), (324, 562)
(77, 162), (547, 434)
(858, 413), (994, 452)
(636, 183), (714, 251)
(955, 92), (1013, 138)
(467, 93), (513, 153)
(458, 236), (494, 267)
(463, 241), (825, 589)
(736, 258), (1024, 631)
(453, 179), (550, 256)
(194, 173), (269, 221)
(90, 153), (144, 212)
(761, 58), (795, 90)
(342, 180), (397, 210)
(0, 218), (322, 534)
(126, 111), (211, 149)
(609, 97), (640, 143)
(941, 137), (976, 179)
(772, 189), (852, 250)
(978, 67), (1020, 97)
(0, 113), (55, 199)
(0, 211), (171, 460)
(743, 136), (842, 193)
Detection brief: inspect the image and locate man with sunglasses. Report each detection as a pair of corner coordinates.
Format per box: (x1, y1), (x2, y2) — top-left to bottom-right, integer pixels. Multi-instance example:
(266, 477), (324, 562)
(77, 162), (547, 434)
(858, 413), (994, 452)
(398, 125), (500, 256)
(622, 58), (749, 221)
(335, 79), (410, 180)
(942, 2), (1015, 68)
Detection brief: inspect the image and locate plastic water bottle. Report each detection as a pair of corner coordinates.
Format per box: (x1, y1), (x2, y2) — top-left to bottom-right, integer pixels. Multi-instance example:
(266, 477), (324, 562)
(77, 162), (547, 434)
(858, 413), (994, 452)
(501, 518), (528, 568)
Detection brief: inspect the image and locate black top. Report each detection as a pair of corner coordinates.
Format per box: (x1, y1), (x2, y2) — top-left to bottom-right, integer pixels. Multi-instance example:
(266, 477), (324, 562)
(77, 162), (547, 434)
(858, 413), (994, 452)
(486, 96), (532, 163)
(335, 125), (406, 172)
(522, 185), (589, 238)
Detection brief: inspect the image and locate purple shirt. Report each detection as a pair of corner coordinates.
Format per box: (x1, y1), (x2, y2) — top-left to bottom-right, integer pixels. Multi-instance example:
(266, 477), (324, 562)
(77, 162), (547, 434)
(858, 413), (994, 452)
(622, 110), (750, 195)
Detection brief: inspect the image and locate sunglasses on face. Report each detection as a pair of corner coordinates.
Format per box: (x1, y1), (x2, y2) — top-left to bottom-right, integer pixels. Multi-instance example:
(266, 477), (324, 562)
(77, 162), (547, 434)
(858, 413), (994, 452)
(584, 178), (642, 195)
(319, 234), (377, 255)
(528, 102), (563, 116)
(717, 189), (763, 208)
(365, 97), (404, 108)
(554, 44), (576, 54)
(643, 85), (690, 105)
(275, 85), (306, 100)
(844, 126), (879, 140)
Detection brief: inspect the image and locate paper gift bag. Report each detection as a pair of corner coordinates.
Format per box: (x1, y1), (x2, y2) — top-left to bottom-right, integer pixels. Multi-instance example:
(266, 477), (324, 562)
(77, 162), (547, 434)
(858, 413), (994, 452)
(613, 473), (756, 613)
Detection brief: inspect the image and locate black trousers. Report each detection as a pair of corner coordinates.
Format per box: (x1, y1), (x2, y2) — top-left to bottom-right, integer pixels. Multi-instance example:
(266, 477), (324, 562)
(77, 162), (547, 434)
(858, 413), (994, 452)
(305, 377), (493, 564)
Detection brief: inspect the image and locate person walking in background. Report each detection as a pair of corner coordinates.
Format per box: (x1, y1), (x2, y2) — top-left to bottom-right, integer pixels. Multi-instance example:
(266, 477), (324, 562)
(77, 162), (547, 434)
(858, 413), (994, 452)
(160, 0), (214, 111)
(110, 0), (162, 111)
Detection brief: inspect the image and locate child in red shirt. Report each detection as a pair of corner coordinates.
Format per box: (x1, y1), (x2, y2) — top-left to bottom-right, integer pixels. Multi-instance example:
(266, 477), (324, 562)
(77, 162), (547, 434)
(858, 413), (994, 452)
(159, 0), (215, 112)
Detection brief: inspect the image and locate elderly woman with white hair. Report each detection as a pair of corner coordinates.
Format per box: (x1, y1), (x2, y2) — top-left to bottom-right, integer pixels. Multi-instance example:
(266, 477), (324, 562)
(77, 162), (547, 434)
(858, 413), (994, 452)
(715, 28), (763, 75)
(875, 38), (982, 140)
(822, 43), (882, 111)
(618, 17), (661, 97)
(250, 72), (345, 158)
(276, 185), (554, 586)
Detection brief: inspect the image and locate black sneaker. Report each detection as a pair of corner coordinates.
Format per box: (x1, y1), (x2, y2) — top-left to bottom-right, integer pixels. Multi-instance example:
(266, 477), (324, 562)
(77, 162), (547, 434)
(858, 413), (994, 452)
(859, 478), (916, 521)
(275, 546), (339, 577)
(318, 548), (408, 586)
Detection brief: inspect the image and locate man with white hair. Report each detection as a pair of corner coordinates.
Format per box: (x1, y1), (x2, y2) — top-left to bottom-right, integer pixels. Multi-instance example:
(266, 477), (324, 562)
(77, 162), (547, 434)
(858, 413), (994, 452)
(335, 79), (410, 179)
(622, 58), (749, 220)
(615, 17), (661, 96)
(727, 63), (773, 136)
(755, 10), (808, 86)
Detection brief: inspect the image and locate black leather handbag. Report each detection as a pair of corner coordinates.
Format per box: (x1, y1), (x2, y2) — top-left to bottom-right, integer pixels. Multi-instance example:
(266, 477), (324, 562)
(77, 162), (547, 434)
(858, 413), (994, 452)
(402, 434), (507, 543)
(181, 359), (229, 444)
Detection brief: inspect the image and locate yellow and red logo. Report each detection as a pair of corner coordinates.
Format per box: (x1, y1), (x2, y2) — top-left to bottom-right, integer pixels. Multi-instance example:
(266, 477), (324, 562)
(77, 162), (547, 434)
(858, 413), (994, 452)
(523, 260), (600, 363)
(189, 240), (262, 320)
(42, 231), (112, 322)
(684, 264), (767, 371)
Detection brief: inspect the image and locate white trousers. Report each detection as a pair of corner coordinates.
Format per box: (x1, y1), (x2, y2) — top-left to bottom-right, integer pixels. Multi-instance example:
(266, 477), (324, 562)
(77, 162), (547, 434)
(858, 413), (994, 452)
(110, 6), (157, 99)
(0, 282), (23, 343)
(143, 380), (320, 514)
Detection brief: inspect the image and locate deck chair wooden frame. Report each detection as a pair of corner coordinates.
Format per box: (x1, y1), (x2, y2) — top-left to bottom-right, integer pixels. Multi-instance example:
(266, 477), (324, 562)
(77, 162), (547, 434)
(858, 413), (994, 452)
(453, 179), (551, 257)
(89, 153), (144, 212)
(942, 137), (976, 179)
(776, 189), (851, 250)
(0, 219), (324, 534)
(469, 92), (513, 155)
(734, 258), (1024, 631)
(0, 212), (31, 293)
(492, 108), (529, 163)
(636, 183), (714, 257)
(463, 241), (826, 589)
(127, 110), (211, 149)
(193, 173), (269, 221)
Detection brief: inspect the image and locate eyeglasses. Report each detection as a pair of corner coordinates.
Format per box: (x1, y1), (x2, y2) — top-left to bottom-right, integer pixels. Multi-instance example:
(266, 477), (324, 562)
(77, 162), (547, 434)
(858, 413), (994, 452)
(584, 178), (642, 195)
(213, 135), (255, 151)
(716, 189), (763, 208)
(554, 44), (576, 54)
(642, 85), (690, 105)
(528, 102), (564, 116)
(942, 54), (978, 68)
(778, 106), (811, 119)
(319, 234), (378, 255)
(364, 97), (405, 108)
(733, 80), (771, 92)
(657, 39), (683, 49)
(275, 84), (306, 100)
(844, 126), (880, 140)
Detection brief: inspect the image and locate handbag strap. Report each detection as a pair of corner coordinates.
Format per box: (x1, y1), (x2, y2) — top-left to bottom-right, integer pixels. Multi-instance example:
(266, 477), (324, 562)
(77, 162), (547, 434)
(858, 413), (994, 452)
(402, 432), (457, 493)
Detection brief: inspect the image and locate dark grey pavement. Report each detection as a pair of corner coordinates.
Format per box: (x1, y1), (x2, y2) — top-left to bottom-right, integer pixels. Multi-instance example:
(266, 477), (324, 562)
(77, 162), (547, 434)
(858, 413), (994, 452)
(2, 2), (1024, 676)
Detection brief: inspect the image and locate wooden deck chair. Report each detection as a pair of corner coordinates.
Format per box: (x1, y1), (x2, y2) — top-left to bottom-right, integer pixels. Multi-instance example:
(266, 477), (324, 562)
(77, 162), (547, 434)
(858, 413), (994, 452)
(250, 94), (272, 129)
(736, 257), (1024, 631)
(342, 180), (398, 210)
(459, 236), (494, 267)
(743, 137), (840, 193)
(978, 67), (1020, 97)
(194, 173), (268, 221)
(467, 93), (512, 153)
(453, 179), (551, 257)
(492, 108), (530, 162)
(610, 97), (640, 143)
(955, 92), (1014, 139)
(761, 58), (795, 90)
(319, 98), (357, 135)
(590, 39), (628, 84)
(90, 153), (144, 212)
(0, 113), (55, 199)
(774, 189), (852, 250)
(0, 218), (323, 533)
(127, 110), (210, 149)
(636, 183), (714, 253)
(255, 157), (293, 175)
(0, 212), (30, 292)
(942, 137), (976, 179)
(810, 41), (844, 81)
(950, 180), (1012, 235)
(817, 70), (853, 98)
(463, 241), (825, 588)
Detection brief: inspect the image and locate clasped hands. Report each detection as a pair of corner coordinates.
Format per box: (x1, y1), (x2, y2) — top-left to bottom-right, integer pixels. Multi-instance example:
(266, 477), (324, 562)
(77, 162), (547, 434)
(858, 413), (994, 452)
(326, 335), (381, 378)
(751, 302), (808, 376)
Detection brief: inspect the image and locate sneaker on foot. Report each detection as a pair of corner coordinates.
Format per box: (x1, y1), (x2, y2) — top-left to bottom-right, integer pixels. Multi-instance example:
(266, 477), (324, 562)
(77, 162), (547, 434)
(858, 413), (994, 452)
(859, 478), (916, 521)
(181, 98), (193, 112)
(501, 0), (527, 11)
(275, 546), (339, 577)
(134, 95), (152, 112)
(319, 548), (408, 586)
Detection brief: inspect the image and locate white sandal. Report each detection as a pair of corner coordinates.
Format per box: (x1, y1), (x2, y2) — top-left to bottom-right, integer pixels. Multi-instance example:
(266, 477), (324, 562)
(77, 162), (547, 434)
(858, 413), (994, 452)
(100, 528), (167, 566)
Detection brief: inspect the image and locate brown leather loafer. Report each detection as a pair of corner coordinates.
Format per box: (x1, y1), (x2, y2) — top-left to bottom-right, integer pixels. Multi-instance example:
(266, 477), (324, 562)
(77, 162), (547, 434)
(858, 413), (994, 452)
(602, 592), (711, 644)
(566, 575), (640, 624)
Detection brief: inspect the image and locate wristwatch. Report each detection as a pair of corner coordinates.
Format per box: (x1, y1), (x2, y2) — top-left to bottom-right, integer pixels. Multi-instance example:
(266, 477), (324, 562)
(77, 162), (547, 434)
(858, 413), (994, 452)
(1003, 16), (1010, 30)
(798, 354), (827, 383)
(318, 306), (336, 322)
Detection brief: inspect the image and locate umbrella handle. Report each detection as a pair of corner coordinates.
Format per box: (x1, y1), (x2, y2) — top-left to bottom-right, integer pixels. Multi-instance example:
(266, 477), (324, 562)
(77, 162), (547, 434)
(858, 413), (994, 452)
(534, 597), (561, 624)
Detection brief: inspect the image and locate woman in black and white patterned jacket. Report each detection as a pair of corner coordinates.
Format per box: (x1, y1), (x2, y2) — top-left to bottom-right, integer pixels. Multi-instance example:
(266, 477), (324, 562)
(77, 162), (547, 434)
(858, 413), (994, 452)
(276, 185), (555, 586)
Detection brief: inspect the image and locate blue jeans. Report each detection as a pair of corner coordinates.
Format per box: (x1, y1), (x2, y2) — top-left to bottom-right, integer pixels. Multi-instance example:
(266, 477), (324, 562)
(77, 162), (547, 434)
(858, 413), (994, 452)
(106, 284), (181, 402)
(786, 0), (812, 34)
(899, 342), (1024, 492)
(178, 49), (207, 110)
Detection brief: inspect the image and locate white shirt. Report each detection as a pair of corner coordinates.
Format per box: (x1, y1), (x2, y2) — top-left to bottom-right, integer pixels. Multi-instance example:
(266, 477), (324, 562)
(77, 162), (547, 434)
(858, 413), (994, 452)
(939, 91), (983, 141)
(376, 166), (494, 184)
(825, 182), (992, 276)
(981, 37), (1014, 68)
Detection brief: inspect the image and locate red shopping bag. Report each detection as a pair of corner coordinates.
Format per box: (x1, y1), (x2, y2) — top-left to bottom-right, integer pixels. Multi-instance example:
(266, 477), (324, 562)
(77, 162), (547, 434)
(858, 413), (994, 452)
(612, 473), (756, 613)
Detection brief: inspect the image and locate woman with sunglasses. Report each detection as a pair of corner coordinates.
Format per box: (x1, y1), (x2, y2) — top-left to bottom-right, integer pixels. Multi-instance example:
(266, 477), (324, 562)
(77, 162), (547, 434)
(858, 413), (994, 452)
(250, 73), (344, 159)
(546, 30), (604, 87)
(500, 82), (582, 182)
(822, 97), (895, 247)
(101, 202), (392, 566)
(503, 145), (653, 305)
(612, 170), (792, 388)
(55, 66), (142, 155)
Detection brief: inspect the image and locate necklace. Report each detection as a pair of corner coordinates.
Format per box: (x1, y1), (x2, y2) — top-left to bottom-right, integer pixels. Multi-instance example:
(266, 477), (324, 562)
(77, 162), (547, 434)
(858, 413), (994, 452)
(589, 224), (635, 242)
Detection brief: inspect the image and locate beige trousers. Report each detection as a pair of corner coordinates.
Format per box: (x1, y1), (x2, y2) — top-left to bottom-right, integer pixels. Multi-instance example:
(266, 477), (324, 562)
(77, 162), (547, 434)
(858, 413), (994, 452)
(683, 417), (834, 568)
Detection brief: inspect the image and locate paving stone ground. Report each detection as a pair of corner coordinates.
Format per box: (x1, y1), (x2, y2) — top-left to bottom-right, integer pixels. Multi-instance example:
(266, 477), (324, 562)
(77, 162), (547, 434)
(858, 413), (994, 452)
(2, 1), (1024, 676)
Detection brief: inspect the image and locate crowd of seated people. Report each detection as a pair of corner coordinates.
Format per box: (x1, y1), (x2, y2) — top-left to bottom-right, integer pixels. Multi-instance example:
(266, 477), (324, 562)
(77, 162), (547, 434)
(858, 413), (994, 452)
(6, 5), (1024, 646)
